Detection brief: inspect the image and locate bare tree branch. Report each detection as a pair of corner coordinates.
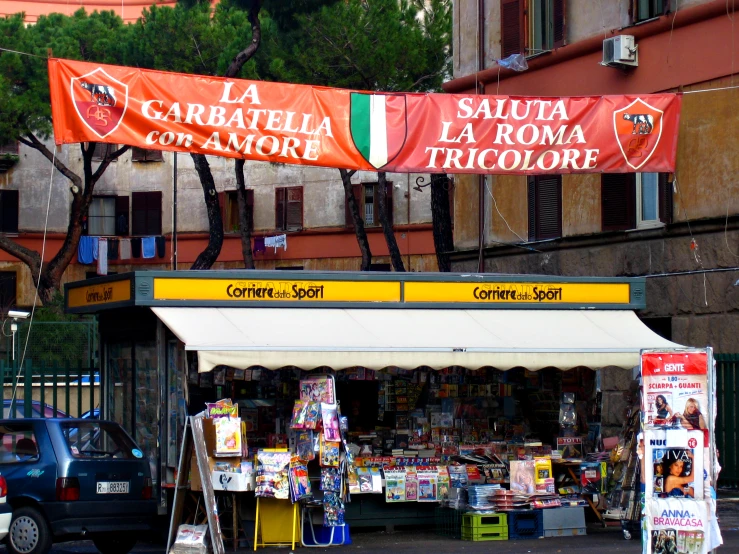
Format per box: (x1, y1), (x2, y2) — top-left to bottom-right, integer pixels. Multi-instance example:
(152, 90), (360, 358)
(91, 144), (131, 183)
(23, 132), (82, 190)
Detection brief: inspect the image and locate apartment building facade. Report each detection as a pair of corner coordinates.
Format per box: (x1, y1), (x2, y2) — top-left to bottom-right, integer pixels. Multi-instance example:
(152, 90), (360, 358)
(0, 140), (438, 306)
(445, 0), (738, 354)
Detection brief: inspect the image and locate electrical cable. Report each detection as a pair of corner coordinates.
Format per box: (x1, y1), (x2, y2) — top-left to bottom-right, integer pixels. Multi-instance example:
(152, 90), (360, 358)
(484, 178), (528, 244)
(9, 147), (56, 408)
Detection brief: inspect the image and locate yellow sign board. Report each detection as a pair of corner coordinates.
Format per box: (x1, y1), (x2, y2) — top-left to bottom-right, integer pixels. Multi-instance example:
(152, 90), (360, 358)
(67, 279), (132, 308)
(153, 278), (401, 303)
(404, 282), (630, 304)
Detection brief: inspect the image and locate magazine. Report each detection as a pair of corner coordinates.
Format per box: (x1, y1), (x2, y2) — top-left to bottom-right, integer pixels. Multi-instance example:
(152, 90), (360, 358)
(645, 498), (709, 554)
(383, 469), (407, 503)
(405, 467), (418, 501)
(509, 460), (536, 495)
(645, 429), (704, 500)
(321, 404), (341, 442)
(320, 436), (341, 467)
(288, 456), (312, 501)
(642, 352), (708, 438)
(417, 467), (438, 502)
(300, 376), (335, 404)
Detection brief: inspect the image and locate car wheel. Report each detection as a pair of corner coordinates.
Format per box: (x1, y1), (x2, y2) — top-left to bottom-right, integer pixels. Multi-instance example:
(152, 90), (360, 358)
(8, 507), (51, 554)
(92, 534), (138, 554)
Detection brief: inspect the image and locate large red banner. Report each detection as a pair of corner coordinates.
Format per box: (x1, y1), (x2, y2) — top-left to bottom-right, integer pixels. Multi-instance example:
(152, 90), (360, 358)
(48, 58), (682, 175)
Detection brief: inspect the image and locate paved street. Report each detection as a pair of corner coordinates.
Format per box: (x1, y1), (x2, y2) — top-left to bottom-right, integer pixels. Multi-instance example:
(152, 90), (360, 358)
(11, 496), (737, 554)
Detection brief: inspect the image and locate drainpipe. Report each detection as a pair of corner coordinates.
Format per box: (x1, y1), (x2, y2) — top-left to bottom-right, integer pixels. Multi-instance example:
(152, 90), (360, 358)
(406, 175), (411, 271)
(477, 0), (486, 273)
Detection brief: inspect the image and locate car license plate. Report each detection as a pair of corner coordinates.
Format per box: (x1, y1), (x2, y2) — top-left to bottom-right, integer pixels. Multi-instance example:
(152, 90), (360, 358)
(97, 481), (129, 494)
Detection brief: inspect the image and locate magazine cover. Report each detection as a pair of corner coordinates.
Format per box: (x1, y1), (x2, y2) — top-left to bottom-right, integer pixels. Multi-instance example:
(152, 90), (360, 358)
(509, 460), (536, 494)
(642, 352), (708, 436)
(321, 404), (341, 441)
(383, 469), (407, 502)
(556, 437), (583, 459)
(645, 429), (704, 500)
(645, 499), (709, 554)
(417, 467), (438, 502)
(300, 376), (335, 404)
(405, 467), (418, 501)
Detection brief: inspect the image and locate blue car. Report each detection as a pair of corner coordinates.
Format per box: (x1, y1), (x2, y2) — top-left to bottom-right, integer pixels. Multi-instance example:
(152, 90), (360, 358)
(0, 418), (156, 554)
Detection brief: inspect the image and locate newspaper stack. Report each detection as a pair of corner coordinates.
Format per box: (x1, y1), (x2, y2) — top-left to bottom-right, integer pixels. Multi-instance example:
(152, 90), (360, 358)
(466, 484), (502, 511)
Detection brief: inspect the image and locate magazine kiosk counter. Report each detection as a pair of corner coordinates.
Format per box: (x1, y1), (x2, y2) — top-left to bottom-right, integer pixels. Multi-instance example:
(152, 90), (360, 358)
(64, 271), (684, 534)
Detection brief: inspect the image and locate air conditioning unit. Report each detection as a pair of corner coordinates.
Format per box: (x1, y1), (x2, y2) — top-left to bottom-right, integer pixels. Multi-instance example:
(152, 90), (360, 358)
(602, 35), (638, 67)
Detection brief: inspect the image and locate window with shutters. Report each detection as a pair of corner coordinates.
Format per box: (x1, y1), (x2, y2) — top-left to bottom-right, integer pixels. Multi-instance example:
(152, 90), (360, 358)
(131, 191), (162, 236)
(87, 196), (130, 236)
(601, 173), (672, 231)
(345, 182), (393, 229)
(527, 175), (562, 241)
(0, 142), (18, 155)
(91, 143), (118, 161)
(131, 147), (163, 163)
(0, 191), (19, 233)
(501, 0), (565, 58)
(364, 185), (376, 225)
(88, 197), (116, 236)
(275, 186), (303, 232)
(221, 190), (254, 233)
(632, 0), (668, 23)
(0, 272), (17, 308)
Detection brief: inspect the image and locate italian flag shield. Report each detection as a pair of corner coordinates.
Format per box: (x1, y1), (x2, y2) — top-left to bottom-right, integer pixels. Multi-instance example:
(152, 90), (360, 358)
(350, 93), (407, 170)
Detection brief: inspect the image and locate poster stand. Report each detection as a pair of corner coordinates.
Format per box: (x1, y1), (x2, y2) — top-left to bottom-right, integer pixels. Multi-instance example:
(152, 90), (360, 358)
(167, 413), (226, 554)
(640, 348), (722, 554)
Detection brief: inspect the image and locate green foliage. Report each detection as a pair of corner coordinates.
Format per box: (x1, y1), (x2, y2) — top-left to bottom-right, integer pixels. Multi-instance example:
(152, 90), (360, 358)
(130, 2), (264, 78)
(266, 0), (452, 93)
(0, 9), (131, 144)
(10, 293), (97, 368)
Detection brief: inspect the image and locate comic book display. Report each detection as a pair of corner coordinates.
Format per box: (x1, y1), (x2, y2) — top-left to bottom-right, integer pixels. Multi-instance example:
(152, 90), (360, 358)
(641, 350), (722, 554)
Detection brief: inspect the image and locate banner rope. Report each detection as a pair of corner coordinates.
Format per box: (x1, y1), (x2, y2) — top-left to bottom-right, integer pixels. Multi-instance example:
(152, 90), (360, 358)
(0, 46), (45, 59)
(9, 145), (56, 408)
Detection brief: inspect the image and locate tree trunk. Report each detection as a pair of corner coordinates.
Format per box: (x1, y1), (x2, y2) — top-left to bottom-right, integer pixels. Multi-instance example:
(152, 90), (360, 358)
(190, 153), (224, 269)
(192, 2), (262, 270)
(377, 172), (405, 272)
(340, 169), (372, 271)
(430, 173), (454, 272)
(235, 159), (255, 269)
(0, 138), (128, 303)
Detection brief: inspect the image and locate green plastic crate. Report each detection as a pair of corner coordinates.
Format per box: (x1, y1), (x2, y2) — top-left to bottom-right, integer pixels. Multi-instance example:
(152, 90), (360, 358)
(462, 513), (508, 529)
(461, 526), (508, 542)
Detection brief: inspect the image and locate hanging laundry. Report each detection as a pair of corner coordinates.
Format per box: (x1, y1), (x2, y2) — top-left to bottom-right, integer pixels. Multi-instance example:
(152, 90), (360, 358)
(264, 234), (287, 253)
(142, 236), (156, 259)
(97, 238), (108, 275)
(119, 238), (132, 260)
(155, 236), (166, 258)
(131, 237), (142, 259)
(77, 236), (97, 264)
(253, 237), (266, 254)
(108, 238), (119, 260)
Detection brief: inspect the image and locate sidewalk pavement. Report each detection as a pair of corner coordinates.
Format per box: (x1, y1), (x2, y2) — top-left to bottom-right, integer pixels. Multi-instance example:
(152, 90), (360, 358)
(40, 496), (739, 554)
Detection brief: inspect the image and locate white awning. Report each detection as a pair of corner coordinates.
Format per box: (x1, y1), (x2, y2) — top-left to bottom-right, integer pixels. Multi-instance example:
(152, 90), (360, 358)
(151, 307), (682, 372)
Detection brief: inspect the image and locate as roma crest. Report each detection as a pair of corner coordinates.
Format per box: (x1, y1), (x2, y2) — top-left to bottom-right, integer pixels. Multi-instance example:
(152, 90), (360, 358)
(613, 98), (664, 170)
(350, 93), (407, 170)
(71, 68), (128, 139)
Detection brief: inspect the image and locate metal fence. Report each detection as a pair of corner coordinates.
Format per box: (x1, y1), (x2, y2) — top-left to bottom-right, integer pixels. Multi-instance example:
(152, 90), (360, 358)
(716, 354), (739, 488)
(0, 320), (100, 419)
(1, 361), (99, 419)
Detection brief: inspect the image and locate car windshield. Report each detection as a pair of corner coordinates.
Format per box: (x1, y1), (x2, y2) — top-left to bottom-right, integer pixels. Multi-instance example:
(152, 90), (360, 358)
(60, 421), (139, 459)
